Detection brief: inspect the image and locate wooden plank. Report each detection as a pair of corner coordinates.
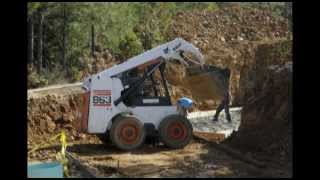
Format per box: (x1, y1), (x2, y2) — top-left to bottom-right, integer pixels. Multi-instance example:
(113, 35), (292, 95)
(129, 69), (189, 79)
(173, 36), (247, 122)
(193, 131), (225, 143)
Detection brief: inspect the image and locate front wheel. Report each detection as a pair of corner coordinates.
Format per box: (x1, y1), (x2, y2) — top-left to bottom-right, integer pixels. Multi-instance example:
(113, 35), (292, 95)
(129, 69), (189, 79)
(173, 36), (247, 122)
(158, 115), (193, 149)
(110, 115), (146, 150)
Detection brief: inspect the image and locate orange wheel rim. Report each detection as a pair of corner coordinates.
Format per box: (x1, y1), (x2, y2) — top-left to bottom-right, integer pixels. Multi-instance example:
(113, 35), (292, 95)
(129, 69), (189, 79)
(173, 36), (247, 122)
(119, 123), (139, 144)
(167, 121), (187, 140)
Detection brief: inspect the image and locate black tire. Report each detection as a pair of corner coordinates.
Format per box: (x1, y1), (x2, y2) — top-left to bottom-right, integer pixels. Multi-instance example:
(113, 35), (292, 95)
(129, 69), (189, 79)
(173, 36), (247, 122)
(159, 115), (193, 149)
(97, 133), (109, 144)
(110, 115), (146, 150)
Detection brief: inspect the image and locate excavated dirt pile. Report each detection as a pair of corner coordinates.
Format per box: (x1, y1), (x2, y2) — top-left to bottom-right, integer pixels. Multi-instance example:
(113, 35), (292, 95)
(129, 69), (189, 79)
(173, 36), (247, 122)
(225, 40), (292, 165)
(27, 91), (100, 154)
(28, 94), (80, 143)
(165, 6), (291, 110)
(237, 40), (292, 102)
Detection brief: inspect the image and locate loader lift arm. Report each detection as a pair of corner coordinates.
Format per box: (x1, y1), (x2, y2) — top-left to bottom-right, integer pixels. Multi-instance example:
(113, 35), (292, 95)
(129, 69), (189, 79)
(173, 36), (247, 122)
(82, 38), (205, 93)
(99, 38), (205, 78)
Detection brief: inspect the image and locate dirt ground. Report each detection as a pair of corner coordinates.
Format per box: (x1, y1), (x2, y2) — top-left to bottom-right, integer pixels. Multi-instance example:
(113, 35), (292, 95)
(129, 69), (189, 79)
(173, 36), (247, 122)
(28, 105), (290, 178)
(28, 137), (291, 178)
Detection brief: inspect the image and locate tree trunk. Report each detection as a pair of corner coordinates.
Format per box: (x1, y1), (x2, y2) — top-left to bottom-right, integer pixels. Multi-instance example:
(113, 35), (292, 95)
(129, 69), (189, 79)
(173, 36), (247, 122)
(91, 24), (95, 57)
(285, 2), (292, 31)
(42, 21), (47, 70)
(28, 15), (34, 65)
(37, 11), (43, 74)
(62, 4), (67, 71)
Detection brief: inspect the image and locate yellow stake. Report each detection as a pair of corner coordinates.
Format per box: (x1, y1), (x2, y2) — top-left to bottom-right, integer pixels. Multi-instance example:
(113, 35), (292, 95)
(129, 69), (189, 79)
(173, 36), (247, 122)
(59, 130), (69, 177)
(28, 130), (70, 177)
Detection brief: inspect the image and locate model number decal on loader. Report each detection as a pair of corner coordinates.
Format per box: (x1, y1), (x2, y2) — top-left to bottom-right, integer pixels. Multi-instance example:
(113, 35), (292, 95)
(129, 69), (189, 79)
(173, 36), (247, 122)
(92, 90), (112, 107)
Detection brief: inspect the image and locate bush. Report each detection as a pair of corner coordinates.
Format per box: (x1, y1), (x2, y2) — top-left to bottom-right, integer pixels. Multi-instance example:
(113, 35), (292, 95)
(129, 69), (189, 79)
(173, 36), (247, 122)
(206, 3), (219, 12)
(119, 31), (144, 59)
(28, 71), (49, 89)
(69, 66), (82, 82)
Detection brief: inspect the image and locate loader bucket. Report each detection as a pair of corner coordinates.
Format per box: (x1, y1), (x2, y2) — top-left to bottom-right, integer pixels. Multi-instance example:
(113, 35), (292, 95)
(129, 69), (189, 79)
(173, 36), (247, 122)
(184, 66), (228, 101)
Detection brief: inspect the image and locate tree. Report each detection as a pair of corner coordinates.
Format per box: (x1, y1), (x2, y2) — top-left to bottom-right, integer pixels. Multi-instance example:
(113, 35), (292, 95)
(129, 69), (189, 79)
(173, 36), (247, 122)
(119, 31), (143, 59)
(91, 24), (95, 57)
(28, 15), (34, 64)
(37, 9), (43, 73)
(62, 3), (67, 71)
(132, 2), (176, 51)
(28, 2), (42, 68)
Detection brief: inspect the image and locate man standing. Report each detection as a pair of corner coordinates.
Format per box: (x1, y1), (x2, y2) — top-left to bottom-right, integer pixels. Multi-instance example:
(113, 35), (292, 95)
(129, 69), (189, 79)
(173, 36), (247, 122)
(212, 67), (232, 123)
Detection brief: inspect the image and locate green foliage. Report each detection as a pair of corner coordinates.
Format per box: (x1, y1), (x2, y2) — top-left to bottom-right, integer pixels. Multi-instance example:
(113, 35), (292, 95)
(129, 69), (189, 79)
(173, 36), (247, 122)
(69, 66), (82, 82)
(27, 2), (220, 88)
(28, 71), (49, 88)
(119, 31), (144, 59)
(173, 2), (218, 12)
(27, 2), (41, 16)
(132, 2), (179, 50)
(206, 3), (219, 12)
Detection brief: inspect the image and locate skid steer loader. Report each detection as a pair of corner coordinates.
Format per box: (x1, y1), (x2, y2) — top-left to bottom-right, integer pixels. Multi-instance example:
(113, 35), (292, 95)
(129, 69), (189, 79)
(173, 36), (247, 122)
(77, 38), (228, 150)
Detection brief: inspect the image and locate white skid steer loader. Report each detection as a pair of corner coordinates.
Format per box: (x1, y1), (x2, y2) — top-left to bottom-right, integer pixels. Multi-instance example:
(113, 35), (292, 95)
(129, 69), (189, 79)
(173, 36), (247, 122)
(77, 38), (207, 150)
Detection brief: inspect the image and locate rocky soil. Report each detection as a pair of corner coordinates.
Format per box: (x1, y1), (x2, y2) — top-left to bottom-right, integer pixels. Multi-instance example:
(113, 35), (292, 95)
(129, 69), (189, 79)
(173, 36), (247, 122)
(225, 60), (292, 171)
(165, 5), (291, 110)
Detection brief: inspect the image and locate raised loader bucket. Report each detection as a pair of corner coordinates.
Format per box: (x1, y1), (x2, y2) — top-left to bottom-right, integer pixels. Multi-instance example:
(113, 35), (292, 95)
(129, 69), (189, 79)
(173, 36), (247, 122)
(184, 65), (228, 101)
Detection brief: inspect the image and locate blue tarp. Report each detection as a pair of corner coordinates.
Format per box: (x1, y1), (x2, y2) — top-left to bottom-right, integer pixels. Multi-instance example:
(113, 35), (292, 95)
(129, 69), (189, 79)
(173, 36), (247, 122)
(28, 161), (63, 178)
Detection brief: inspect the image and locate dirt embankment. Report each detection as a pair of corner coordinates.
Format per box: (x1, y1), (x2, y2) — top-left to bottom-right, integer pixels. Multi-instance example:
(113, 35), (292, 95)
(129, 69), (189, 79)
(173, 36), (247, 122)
(165, 6), (291, 110)
(225, 40), (292, 167)
(27, 87), (101, 155)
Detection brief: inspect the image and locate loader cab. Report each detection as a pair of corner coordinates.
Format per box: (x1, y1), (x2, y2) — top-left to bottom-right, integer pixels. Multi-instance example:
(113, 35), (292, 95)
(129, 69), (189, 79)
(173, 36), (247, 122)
(119, 61), (172, 107)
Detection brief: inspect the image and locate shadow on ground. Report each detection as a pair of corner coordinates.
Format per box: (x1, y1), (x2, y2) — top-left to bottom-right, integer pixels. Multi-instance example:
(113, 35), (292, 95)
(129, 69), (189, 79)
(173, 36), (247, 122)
(67, 142), (178, 156)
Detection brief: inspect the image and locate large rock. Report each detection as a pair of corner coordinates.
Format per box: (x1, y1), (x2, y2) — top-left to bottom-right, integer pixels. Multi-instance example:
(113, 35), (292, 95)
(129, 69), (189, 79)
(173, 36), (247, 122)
(62, 113), (74, 123)
(60, 104), (70, 113)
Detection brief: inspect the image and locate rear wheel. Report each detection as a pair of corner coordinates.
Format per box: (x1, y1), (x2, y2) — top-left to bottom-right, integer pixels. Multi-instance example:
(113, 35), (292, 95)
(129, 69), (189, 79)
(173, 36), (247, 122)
(159, 115), (193, 149)
(110, 115), (146, 150)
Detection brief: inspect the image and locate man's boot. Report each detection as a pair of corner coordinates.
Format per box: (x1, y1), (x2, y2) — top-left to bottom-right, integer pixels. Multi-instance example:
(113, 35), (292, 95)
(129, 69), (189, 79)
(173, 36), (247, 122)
(212, 115), (219, 122)
(226, 113), (232, 123)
